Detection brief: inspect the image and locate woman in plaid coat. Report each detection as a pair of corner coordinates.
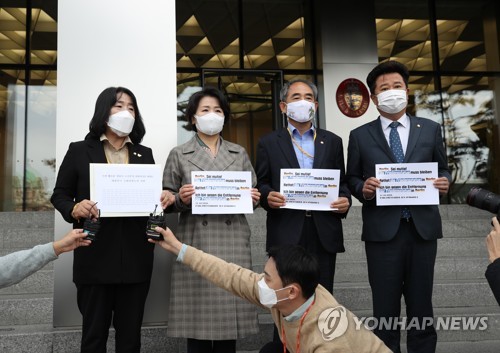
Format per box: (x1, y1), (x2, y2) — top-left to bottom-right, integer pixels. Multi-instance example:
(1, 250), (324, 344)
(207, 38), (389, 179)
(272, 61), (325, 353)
(161, 87), (259, 353)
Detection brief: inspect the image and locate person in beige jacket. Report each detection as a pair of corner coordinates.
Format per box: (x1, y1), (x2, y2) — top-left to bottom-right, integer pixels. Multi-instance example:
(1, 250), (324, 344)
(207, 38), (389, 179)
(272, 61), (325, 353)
(149, 225), (391, 353)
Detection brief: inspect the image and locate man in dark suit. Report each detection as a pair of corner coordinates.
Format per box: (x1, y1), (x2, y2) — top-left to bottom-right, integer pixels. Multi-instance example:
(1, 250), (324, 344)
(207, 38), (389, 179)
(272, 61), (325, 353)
(346, 61), (451, 353)
(256, 79), (351, 294)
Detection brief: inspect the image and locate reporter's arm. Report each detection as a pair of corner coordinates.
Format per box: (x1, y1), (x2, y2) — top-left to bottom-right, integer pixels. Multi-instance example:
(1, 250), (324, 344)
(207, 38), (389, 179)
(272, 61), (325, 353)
(150, 227), (263, 307)
(0, 243), (57, 289)
(0, 229), (90, 289)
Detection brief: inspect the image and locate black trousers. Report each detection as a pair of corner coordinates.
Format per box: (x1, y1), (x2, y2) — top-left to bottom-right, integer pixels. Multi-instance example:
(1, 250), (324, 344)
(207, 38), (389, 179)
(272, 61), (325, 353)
(76, 282), (150, 353)
(298, 214), (337, 293)
(365, 220), (437, 353)
(187, 338), (236, 353)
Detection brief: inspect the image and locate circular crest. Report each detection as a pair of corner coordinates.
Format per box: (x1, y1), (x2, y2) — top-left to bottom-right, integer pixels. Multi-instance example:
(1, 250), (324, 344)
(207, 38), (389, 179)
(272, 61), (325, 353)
(336, 78), (370, 118)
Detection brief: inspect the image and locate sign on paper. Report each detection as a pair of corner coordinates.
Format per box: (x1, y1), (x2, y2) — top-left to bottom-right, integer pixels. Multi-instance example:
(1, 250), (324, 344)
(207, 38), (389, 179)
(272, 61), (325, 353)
(90, 164), (162, 217)
(375, 162), (439, 206)
(280, 168), (340, 211)
(191, 171), (253, 214)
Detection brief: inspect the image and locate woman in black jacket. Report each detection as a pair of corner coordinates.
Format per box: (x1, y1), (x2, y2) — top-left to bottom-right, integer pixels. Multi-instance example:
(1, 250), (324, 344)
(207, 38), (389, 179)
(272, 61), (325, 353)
(51, 87), (155, 352)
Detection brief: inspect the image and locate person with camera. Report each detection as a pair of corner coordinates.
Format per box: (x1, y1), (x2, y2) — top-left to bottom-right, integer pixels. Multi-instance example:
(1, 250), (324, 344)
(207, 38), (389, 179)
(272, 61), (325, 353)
(51, 87), (155, 353)
(486, 216), (500, 305)
(0, 229), (91, 289)
(148, 226), (391, 353)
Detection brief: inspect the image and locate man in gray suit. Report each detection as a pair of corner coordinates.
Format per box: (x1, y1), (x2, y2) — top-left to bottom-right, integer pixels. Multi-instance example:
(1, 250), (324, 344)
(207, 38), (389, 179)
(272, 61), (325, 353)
(346, 61), (451, 353)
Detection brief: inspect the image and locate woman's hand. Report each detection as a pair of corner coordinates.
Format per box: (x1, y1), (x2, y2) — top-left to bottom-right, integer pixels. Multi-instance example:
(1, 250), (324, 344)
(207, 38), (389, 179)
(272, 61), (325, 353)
(179, 184), (195, 205)
(71, 199), (99, 220)
(160, 190), (175, 209)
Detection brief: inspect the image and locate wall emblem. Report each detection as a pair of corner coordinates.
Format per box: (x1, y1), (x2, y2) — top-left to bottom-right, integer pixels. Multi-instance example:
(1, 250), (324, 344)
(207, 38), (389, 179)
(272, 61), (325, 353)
(336, 78), (370, 118)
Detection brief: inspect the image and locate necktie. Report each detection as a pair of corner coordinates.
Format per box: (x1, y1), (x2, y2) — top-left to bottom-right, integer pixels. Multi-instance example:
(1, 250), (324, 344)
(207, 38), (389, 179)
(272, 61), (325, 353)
(389, 122), (412, 220)
(389, 121), (404, 163)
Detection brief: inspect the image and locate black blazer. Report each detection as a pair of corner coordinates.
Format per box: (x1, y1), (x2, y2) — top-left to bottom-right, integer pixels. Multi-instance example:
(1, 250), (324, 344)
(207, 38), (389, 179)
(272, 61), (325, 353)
(346, 115), (452, 242)
(256, 127), (351, 253)
(51, 137), (155, 284)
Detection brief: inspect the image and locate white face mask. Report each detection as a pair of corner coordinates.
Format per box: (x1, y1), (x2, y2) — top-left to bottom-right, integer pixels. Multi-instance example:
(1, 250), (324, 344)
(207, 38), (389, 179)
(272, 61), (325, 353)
(376, 89), (408, 114)
(107, 110), (135, 137)
(194, 112), (225, 136)
(285, 100), (316, 123)
(257, 278), (291, 308)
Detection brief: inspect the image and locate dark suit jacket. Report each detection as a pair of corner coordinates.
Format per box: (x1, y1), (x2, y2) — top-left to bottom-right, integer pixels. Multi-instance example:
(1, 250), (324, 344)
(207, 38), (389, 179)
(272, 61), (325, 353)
(50, 137), (155, 284)
(346, 115), (452, 242)
(256, 127), (351, 253)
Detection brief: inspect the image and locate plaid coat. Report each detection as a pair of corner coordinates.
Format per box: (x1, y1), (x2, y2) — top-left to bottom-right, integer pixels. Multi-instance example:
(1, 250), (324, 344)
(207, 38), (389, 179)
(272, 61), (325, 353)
(163, 136), (258, 339)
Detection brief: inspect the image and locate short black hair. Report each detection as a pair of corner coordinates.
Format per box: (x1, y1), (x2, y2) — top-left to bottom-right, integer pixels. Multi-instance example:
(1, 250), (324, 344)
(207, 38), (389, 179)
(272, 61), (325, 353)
(87, 86), (146, 144)
(279, 79), (318, 101)
(185, 86), (230, 132)
(267, 245), (320, 299)
(366, 60), (409, 95)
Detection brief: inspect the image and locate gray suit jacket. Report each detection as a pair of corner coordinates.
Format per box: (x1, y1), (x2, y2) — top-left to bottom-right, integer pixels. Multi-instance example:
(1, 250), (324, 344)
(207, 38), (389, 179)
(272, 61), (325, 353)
(347, 115), (451, 242)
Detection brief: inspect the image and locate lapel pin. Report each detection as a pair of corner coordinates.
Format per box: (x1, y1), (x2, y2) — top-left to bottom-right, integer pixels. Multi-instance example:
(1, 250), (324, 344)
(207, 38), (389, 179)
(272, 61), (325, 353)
(137, 153), (142, 157)
(417, 124), (421, 128)
(320, 141), (324, 144)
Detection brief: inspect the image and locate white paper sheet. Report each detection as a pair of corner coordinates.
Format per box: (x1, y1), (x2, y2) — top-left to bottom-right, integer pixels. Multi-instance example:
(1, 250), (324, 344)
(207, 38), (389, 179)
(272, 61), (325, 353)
(90, 164), (162, 217)
(375, 162), (439, 206)
(280, 168), (341, 211)
(191, 171), (253, 214)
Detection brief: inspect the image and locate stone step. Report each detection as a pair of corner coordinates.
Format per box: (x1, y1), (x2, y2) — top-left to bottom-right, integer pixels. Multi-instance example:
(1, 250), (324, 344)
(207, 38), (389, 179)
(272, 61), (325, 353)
(253, 233), (492, 268)
(0, 297), (53, 326)
(0, 270), (54, 296)
(0, 228), (54, 251)
(340, 218), (493, 240)
(341, 233), (490, 259)
(0, 211), (54, 230)
(4, 279), (494, 327)
(334, 279), (498, 312)
(335, 256), (491, 283)
(247, 206), (494, 239)
(2, 320), (499, 353)
(0, 324), (271, 353)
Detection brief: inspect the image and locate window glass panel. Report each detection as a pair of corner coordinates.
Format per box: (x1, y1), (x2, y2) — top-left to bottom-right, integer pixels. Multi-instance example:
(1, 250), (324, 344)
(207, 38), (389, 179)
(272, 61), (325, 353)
(0, 7), (26, 64)
(415, 85), (498, 202)
(176, 0), (239, 69)
(176, 74), (201, 145)
(242, 0), (311, 70)
(374, 0), (433, 71)
(31, 3), (57, 66)
(25, 72), (56, 211)
(0, 82), (26, 211)
(176, 0), (313, 71)
(436, 0), (499, 72)
(407, 75), (435, 116)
